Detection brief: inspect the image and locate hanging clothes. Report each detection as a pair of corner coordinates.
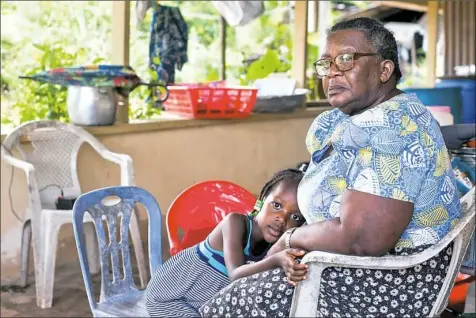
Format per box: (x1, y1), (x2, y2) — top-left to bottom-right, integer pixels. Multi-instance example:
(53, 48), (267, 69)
(149, 4), (188, 84)
(212, 1), (264, 27)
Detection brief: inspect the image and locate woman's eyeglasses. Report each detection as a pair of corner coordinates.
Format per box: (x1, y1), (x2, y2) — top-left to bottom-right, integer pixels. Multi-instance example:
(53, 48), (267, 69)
(313, 53), (379, 78)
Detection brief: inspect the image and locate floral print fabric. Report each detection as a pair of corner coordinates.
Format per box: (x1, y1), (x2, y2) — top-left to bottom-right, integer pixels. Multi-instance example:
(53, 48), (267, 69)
(298, 93), (461, 250)
(199, 244), (453, 318)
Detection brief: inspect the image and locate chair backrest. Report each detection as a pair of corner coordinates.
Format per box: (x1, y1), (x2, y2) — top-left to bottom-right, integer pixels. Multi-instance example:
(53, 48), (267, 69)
(166, 180), (256, 256)
(72, 186), (162, 312)
(2, 120), (110, 209)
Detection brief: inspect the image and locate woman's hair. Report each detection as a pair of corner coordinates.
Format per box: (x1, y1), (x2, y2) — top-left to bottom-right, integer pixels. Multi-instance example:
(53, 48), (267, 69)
(257, 168), (304, 201)
(328, 17), (402, 83)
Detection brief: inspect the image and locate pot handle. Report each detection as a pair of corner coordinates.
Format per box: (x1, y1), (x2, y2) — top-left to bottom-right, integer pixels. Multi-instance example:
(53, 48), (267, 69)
(139, 83), (169, 104)
(115, 87), (131, 98)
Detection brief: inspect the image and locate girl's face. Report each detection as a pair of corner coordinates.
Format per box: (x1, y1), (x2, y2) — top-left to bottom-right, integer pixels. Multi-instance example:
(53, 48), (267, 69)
(255, 181), (304, 244)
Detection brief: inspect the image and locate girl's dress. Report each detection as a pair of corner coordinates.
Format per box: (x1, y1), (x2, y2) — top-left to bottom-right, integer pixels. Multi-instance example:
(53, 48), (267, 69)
(146, 215), (266, 317)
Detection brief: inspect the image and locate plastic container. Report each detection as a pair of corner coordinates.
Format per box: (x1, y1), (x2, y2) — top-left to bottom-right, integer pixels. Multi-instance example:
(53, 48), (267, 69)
(403, 87), (462, 124)
(450, 146), (476, 275)
(426, 106), (454, 126)
(253, 88), (309, 113)
(163, 84), (258, 119)
(436, 76), (476, 124)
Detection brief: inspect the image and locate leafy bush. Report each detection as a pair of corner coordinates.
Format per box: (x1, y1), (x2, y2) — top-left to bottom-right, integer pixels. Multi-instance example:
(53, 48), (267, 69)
(2, 43), (88, 126)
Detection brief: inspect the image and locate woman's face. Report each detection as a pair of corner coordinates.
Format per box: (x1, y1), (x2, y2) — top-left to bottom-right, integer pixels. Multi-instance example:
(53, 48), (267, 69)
(321, 30), (384, 115)
(255, 181), (304, 244)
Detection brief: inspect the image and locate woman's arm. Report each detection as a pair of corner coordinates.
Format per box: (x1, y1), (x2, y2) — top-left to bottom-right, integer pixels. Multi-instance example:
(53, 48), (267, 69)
(267, 189), (413, 257)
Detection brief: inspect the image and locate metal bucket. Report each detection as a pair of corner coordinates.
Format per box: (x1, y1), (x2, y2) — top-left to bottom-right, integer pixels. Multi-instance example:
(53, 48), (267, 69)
(67, 86), (118, 126)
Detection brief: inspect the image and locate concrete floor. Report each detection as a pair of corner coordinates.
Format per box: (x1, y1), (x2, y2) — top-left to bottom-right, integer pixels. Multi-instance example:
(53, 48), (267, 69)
(1, 260), (104, 317)
(0, 260), (475, 317)
(465, 282), (476, 313)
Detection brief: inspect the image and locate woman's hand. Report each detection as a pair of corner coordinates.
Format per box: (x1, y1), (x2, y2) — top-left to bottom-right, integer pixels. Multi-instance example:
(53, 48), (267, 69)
(272, 249), (308, 286)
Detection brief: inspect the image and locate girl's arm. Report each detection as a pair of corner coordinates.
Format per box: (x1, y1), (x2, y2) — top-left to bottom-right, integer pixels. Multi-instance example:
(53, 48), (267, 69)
(221, 213), (303, 282)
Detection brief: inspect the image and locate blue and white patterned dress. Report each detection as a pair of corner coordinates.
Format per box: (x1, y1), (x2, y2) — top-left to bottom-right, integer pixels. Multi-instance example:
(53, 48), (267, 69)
(146, 215), (266, 317)
(200, 93), (461, 318)
(299, 93), (461, 250)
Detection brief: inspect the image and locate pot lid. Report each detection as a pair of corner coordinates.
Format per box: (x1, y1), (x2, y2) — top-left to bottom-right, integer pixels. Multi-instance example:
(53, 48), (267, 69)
(19, 64), (143, 89)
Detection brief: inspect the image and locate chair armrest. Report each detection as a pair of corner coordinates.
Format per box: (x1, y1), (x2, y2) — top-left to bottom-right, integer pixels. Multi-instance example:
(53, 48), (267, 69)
(1, 149), (43, 234)
(301, 246), (444, 270)
(73, 127), (136, 186)
(1, 150), (35, 174)
(292, 243), (453, 318)
(97, 150), (135, 186)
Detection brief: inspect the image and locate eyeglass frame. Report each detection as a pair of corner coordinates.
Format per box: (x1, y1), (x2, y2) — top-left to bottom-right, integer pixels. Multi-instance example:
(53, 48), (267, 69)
(313, 52), (380, 78)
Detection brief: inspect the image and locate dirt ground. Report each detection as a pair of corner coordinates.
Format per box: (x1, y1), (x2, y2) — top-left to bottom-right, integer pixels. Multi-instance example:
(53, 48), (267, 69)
(1, 259), (475, 317)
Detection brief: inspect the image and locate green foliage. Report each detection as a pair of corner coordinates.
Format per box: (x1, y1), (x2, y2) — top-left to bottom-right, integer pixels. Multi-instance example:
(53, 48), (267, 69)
(1, 1), (112, 127)
(1, 0), (374, 128)
(244, 50), (283, 82)
(2, 43), (82, 126)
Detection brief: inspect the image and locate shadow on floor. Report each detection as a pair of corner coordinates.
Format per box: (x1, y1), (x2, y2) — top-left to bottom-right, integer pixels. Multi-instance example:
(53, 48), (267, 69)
(0, 259), (144, 317)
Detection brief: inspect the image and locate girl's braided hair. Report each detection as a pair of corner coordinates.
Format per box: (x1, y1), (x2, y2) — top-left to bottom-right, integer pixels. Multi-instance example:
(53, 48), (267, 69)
(251, 168), (305, 216)
(258, 168), (304, 201)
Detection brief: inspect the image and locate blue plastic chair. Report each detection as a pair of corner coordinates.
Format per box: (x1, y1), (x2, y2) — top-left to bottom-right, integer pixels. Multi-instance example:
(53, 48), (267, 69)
(72, 186), (163, 317)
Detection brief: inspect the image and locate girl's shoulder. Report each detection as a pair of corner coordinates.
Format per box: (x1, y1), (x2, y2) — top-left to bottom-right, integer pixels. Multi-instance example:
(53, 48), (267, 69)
(219, 213), (250, 238)
(208, 213), (250, 251)
(221, 212), (250, 227)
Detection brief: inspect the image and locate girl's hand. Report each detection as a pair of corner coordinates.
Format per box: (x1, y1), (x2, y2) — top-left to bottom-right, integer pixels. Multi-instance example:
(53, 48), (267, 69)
(273, 249), (308, 286)
(265, 234), (286, 257)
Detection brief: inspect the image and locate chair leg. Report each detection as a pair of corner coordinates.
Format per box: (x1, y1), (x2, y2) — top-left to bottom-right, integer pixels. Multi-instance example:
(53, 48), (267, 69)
(36, 220), (61, 309)
(84, 222), (100, 275)
(130, 207), (148, 288)
(19, 220), (32, 287)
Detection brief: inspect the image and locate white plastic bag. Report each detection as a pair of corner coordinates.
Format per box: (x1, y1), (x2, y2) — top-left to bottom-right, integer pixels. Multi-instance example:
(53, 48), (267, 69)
(136, 0), (152, 21)
(213, 1), (264, 27)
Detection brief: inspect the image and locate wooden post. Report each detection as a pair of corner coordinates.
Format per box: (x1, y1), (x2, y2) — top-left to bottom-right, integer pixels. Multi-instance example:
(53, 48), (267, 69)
(219, 17), (227, 80)
(426, 0), (439, 87)
(308, 0), (318, 33)
(292, 0), (309, 89)
(112, 0), (131, 124)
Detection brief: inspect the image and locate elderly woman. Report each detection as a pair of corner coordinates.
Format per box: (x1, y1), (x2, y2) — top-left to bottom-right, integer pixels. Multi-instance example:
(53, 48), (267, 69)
(200, 17), (460, 317)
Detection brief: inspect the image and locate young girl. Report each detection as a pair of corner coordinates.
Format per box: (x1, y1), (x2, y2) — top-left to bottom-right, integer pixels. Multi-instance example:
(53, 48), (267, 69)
(146, 168), (308, 317)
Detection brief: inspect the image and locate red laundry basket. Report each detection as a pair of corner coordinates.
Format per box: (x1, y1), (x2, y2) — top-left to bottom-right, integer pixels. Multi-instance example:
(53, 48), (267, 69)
(166, 180), (256, 256)
(163, 84), (258, 119)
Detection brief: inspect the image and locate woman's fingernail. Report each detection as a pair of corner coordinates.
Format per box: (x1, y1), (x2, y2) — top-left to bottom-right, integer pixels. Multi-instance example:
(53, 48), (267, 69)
(303, 276), (307, 280)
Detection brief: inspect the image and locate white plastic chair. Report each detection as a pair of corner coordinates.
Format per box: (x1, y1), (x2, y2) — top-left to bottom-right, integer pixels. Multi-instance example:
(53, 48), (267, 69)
(290, 187), (475, 317)
(1, 120), (148, 308)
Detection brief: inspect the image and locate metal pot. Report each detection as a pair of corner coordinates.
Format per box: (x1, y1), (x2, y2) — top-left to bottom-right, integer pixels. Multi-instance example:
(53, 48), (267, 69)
(67, 86), (118, 126)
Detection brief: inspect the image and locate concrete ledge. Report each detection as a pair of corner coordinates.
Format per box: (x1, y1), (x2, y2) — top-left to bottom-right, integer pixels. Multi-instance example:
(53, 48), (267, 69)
(1, 105), (331, 141)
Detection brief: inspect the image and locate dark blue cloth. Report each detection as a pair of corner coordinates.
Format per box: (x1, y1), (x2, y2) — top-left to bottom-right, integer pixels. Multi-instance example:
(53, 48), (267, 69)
(149, 5), (188, 84)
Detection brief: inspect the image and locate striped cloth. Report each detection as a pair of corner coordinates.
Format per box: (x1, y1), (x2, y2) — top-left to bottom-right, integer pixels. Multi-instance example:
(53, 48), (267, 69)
(146, 245), (230, 317)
